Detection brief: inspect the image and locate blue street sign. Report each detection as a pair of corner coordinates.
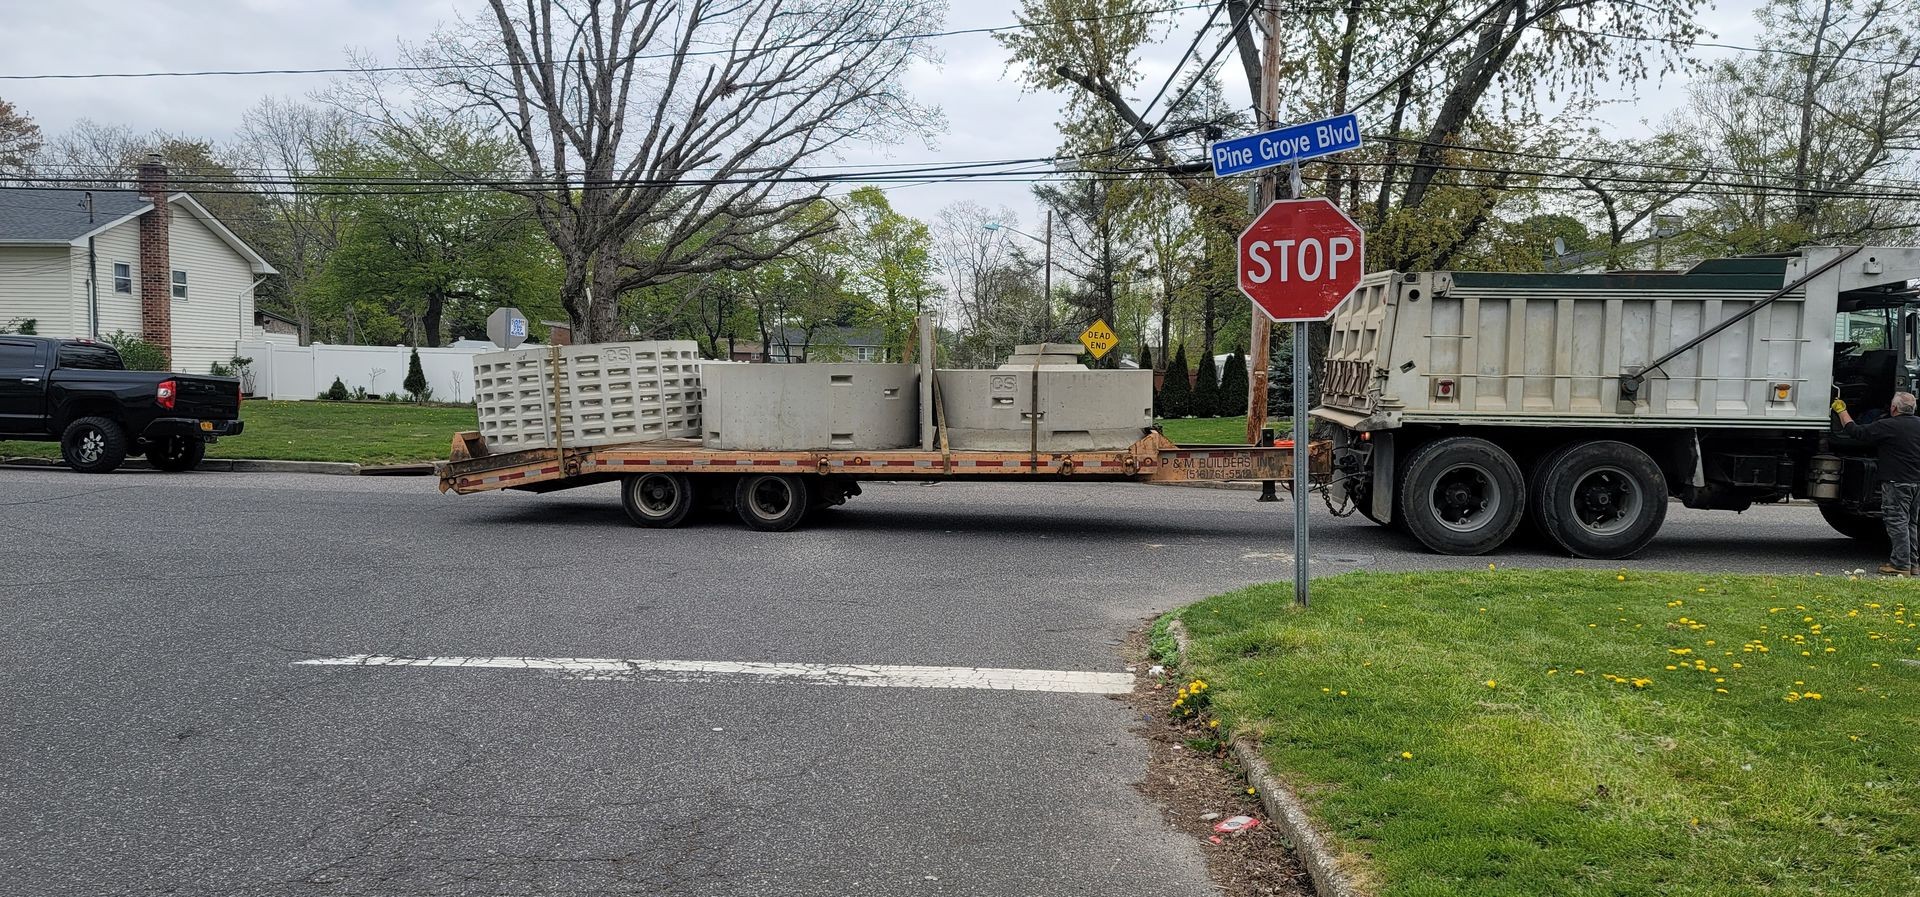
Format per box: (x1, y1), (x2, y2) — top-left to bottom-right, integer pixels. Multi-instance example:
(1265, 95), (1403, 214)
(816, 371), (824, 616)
(1209, 113), (1362, 178)
(508, 317), (528, 338)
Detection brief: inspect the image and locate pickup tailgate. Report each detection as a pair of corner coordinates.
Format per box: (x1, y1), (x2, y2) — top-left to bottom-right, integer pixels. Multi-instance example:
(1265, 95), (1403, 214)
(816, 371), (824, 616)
(173, 376), (241, 420)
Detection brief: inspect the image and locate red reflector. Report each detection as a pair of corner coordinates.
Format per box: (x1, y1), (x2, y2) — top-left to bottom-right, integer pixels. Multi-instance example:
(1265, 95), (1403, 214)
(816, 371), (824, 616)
(157, 379), (176, 411)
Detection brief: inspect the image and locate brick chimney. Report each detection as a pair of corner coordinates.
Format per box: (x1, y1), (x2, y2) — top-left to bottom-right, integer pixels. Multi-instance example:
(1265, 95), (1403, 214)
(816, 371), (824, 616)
(136, 153), (171, 359)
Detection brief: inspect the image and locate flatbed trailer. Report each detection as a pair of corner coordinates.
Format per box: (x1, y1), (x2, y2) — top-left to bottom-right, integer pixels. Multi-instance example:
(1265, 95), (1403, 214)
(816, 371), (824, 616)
(436, 430), (1332, 531)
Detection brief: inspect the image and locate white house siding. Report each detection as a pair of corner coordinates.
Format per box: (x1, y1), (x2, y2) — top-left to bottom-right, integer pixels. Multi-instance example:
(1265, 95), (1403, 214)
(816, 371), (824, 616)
(82, 221), (144, 340)
(0, 246), (75, 335)
(164, 209), (257, 374)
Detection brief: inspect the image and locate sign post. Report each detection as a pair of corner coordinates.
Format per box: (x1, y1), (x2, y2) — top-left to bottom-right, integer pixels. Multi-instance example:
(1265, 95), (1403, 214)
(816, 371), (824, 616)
(1235, 199), (1365, 608)
(487, 307), (529, 350)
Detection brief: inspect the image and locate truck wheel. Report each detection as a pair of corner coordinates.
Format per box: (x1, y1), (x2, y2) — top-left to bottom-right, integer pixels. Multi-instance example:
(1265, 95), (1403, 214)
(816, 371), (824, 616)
(621, 473), (696, 528)
(60, 416), (129, 474)
(1818, 503), (1889, 547)
(148, 437), (206, 472)
(1535, 441), (1667, 559)
(1398, 437), (1525, 555)
(734, 474), (811, 532)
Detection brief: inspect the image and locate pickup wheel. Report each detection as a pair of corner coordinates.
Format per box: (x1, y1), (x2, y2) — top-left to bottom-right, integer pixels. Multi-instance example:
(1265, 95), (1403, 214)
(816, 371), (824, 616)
(1397, 436), (1526, 555)
(1534, 440), (1667, 560)
(734, 473), (811, 532)
(620, 473), (696, 528)
(148, 436), (207, 472)
(60, 416), (129, 474)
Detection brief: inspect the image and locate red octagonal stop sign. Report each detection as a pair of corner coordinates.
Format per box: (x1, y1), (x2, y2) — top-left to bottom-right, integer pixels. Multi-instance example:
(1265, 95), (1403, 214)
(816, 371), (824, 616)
(1238, 198), (1365, 323)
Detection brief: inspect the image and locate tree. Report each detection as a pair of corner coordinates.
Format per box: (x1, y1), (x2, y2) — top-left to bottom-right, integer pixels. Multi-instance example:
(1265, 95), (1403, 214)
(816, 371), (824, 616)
(936, 201), (1044, 365)
(841, 187), (940, 359)
(359, 0), (944, 343)
(232, 97), (361, 340)
(1139, 343), (1153, 371)
(1192, 351), (1220, 419)
(1218, 350), (1247, 418)
(404, 347), (428, 401)
(0, 98), (42, 173)
(309, 122), (561, 346)
(1160, 345), (1192, 418)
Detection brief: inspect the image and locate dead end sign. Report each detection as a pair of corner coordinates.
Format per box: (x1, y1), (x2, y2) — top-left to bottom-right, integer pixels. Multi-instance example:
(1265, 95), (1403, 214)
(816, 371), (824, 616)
(1237, 198), (1364, 323)
(1079, 319), (1118, 359)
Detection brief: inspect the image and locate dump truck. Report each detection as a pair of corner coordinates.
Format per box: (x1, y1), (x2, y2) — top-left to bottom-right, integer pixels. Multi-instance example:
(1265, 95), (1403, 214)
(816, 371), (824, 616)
(1313, 245), (1917, 558)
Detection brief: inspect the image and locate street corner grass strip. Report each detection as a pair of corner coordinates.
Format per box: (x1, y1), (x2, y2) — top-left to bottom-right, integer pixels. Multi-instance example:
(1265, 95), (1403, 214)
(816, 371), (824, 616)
(1173, 569), (1920, 897)
(295, 655), (1135, 694)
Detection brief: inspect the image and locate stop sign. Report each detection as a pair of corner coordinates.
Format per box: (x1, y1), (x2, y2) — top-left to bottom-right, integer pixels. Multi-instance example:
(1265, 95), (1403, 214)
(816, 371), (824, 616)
(1238, 198), (1364, 322)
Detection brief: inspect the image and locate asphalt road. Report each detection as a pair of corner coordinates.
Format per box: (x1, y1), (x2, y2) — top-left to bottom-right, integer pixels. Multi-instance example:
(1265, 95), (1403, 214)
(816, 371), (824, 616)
(0, 469), (1871, 896)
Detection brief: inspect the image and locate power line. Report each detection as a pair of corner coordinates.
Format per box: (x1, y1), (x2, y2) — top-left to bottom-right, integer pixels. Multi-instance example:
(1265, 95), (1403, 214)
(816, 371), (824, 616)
(0, 2), (1214, 81)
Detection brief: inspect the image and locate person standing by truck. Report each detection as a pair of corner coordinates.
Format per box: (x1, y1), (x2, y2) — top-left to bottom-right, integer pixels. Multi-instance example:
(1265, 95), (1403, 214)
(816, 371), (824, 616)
(1834, 392), (1920, 575)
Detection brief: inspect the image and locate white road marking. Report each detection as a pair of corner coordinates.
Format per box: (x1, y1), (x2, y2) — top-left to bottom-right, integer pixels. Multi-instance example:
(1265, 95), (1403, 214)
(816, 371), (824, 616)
(295, 654), (1135, 694)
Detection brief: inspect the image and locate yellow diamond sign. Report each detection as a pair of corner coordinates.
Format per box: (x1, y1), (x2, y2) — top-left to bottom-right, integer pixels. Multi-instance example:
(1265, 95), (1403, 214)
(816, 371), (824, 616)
(1079, 318), (1118, 360)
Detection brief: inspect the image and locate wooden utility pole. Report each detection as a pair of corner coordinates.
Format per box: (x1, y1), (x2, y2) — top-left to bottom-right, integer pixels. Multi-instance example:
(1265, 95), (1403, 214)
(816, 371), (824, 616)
(1245, 1), (1281, 446)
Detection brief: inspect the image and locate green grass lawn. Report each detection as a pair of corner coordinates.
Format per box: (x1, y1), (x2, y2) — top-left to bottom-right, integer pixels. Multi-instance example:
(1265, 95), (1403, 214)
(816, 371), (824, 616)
(1158, 415), (1299, 444)
(0, 400), (479, 466)
(1176, 570), (1919, 897)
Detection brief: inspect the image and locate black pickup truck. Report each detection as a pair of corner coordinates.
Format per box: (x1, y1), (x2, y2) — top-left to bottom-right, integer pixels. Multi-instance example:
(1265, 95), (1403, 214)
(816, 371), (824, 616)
(0, 336), (243, 473)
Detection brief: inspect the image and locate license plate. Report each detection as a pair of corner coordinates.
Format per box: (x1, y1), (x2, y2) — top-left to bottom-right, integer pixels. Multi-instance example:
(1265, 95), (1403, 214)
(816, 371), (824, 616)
(199, 420), (214, 432)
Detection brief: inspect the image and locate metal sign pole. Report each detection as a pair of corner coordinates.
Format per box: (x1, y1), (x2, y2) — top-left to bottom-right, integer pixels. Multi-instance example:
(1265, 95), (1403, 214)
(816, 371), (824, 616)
(1292, 320), (1309, 607)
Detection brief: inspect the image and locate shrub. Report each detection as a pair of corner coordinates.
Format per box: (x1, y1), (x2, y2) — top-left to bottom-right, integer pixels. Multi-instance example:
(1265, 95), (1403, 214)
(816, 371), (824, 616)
(1193, 352), (1220, 418)
(0, 317), (37, 335)
(325, 377), (350, 401)
(1218, 350), (1248, 417)
(404, 347), (428, 402)
(104, 331), (168, 371)
(1160, 345), (1192, 418)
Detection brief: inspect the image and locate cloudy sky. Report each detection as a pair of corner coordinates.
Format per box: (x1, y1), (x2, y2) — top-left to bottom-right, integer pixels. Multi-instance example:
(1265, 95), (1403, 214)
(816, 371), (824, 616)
(1, 0), (1766, 230)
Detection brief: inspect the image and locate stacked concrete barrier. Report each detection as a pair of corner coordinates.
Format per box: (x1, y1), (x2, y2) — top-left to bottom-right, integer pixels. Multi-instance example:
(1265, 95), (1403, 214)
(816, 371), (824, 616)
(474, 341), (702, 450)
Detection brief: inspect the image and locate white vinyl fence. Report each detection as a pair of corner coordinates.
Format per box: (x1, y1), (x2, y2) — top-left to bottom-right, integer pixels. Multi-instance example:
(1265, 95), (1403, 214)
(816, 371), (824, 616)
(237, 341), (492, 402)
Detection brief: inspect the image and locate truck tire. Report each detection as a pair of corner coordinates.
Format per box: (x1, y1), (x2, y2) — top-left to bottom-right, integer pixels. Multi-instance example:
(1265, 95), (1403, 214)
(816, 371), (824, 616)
(1818, 503), (1889, 547)
(148, 436), (207, 472)
(1534, 440), (1667, 559)
(621, 473), (696, 528)
(734, 474), (811, 532)
(1397, 437), (1526, 555)
(60, 416), (129, 474)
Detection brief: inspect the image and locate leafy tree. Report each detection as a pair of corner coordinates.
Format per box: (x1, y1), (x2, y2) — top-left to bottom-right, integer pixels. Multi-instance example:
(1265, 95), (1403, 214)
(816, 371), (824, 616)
(842, 187), (940, 360)
(1160, 345), (1192, 419)
(404, 347), (428, 401)
(1219, 350), (1248, 418)
(0, 97), (43, 173)
(1193, 351), (1220, 418)
(1139, 343), (1153, 371)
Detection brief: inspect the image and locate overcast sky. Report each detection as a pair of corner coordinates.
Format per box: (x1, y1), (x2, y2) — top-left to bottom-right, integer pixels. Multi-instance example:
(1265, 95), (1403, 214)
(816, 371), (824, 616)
(1, 0), (1766, 231)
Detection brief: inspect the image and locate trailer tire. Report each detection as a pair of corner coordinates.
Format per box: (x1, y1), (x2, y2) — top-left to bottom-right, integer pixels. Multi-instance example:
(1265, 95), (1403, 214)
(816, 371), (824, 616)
(1818, 503), (1889, 547)
(621, 473), (697, 528)
(734, 474), (812, 532)
(1535, 440), (1667, 559)
(1398, 437), (1525, 555)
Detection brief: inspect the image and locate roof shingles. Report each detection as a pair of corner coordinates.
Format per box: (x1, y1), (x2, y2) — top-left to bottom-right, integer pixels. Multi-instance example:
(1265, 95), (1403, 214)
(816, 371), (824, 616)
(0, 188), (148, 243)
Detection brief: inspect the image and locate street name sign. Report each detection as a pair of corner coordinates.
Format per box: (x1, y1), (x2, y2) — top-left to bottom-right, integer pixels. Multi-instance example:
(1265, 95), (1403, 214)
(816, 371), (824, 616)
(1237, 198), (1364, 323)
(487, 306), (529, 349)
(1209, 113), (1361, 179)
(1079, 319), (1118, 360)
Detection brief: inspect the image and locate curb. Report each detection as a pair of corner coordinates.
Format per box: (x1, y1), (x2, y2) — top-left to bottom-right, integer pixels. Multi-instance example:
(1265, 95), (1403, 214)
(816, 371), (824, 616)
(1167, 617), (1365, 897)
(2, 456), (364, 476)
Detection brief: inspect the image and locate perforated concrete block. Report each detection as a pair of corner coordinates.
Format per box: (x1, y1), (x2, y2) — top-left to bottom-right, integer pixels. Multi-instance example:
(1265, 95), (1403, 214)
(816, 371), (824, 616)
(474, 341), (702, 450)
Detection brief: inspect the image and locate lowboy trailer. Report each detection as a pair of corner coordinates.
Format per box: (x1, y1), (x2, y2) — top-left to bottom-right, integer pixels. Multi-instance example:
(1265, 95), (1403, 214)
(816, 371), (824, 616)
(436, 430), (1332, 531)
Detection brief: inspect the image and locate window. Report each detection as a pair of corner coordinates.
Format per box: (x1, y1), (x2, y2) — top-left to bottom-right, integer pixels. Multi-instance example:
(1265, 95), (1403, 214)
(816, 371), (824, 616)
(112, 262), (131, 294)
(854, 346), (880, 362)
(0, 341), (38, 370)
(171, 270), (187, 299)
(56, 343), (123, 371)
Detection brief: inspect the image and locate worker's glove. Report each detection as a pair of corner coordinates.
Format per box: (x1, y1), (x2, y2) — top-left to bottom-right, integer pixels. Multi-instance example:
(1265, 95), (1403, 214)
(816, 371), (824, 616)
(1831, 399), (1848, 414)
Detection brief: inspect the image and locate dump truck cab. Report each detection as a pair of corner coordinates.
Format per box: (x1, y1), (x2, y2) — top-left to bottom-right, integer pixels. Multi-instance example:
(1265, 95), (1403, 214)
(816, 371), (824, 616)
(1314, 246), (1920, 559)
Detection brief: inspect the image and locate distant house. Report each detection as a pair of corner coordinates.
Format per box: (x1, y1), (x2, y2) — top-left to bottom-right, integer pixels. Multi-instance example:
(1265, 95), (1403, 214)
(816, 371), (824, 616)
(725, 340), (765, 363)
(767, 325), (889, 363)
(254, 308), (301, 344)
(0, 156), (277, 374)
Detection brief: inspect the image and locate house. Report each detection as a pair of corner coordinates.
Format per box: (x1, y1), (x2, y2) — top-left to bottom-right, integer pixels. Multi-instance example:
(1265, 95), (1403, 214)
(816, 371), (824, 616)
(0, 156), (277, 374)
(767, 325), (889, 363)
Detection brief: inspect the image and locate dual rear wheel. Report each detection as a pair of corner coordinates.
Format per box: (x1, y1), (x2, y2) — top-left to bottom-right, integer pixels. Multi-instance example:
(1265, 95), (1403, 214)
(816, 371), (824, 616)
(1398, 436), (1666, 559)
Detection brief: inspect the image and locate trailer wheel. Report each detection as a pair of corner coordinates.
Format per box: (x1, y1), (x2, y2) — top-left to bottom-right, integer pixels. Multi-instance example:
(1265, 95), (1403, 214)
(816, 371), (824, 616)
(1535, 441), (1667, 559)
(1398, 437), (1525, 555)
(1818, 503), (1889, 547)
(621, 473), (697, 528)
(734, 474), (811, 532)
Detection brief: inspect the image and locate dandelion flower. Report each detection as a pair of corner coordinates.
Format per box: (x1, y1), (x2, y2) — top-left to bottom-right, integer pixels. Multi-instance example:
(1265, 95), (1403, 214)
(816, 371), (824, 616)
(1485, 679), (1498, 688)
(1401, 751), (1413, 760)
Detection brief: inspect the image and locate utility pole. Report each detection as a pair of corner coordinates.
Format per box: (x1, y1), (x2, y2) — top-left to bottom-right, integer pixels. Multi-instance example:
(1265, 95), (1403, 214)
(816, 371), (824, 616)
(1246, 0), (1281, 447)
(1043, 209), (1054, 341)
